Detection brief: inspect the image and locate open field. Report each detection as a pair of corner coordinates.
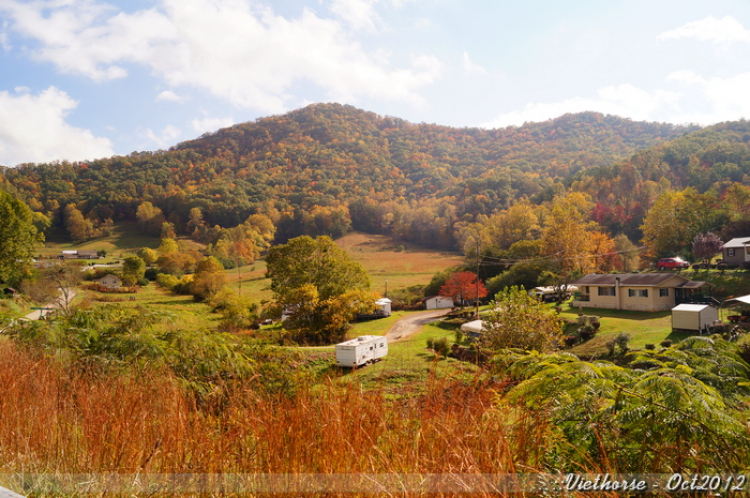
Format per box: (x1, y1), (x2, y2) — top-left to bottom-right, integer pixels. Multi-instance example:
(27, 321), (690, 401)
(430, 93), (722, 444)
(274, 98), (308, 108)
(38, 222), (159, 258)
(80, 282), (220, 333)
(335, 232), (465, 294)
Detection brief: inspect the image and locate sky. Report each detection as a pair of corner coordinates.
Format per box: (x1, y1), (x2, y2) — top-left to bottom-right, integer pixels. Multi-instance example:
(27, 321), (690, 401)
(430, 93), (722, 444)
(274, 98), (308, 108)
(1, 0), (750, 166)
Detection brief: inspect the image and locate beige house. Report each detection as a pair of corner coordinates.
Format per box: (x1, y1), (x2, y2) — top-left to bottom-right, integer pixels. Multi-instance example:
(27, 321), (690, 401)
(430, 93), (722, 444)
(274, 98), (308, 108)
(723, 237), (750, 265)
(571, 273), (710, 312)
(97, 274), (122, 289)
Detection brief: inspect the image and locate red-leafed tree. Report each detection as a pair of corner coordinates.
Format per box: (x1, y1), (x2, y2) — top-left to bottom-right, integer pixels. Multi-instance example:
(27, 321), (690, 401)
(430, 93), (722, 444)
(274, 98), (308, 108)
(439, 271), (488, 308)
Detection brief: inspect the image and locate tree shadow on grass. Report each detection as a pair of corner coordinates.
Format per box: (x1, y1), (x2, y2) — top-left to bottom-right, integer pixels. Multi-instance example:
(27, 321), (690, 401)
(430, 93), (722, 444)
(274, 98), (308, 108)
(140, 298), (198, 306)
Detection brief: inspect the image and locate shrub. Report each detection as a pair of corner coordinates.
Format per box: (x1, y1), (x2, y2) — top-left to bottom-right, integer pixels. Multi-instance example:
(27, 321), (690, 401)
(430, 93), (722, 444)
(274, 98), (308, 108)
(614, 332), (632, 354)
(427, 337), (450, 357)
(454, 329), (464, 345)
(645, 343), (655, 350)
(660, 339), (673, 348)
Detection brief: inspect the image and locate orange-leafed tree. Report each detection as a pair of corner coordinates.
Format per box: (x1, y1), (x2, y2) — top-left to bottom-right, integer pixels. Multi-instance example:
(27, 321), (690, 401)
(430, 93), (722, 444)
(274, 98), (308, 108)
(439, 271), (488, 308)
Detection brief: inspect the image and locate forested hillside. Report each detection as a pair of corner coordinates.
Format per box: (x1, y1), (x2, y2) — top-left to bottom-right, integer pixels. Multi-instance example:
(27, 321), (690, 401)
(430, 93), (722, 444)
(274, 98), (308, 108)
(0, 104), (690, 248)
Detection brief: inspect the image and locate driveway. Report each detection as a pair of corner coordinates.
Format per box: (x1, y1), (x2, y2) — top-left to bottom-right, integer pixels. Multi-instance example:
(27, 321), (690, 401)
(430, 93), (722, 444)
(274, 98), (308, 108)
(385, 309), (450, 343)
(24, 289), (77, 320)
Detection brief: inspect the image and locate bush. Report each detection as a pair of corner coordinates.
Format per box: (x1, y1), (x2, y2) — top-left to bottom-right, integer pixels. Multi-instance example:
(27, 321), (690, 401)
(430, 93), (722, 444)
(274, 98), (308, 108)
(427, 337), (450, 357)
(156, 273), (180, 290)
(144, 268), (158, 281)
(614, 332), (632, 354)
(660, 339), (673, 348)
(645, 343), (655, 350)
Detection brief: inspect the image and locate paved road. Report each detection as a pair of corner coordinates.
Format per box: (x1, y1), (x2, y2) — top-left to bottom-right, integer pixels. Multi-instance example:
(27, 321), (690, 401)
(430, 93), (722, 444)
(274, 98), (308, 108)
(0, 486), (25, 498)
(24, 289), (76, 320)
(385, 309), (450, 343)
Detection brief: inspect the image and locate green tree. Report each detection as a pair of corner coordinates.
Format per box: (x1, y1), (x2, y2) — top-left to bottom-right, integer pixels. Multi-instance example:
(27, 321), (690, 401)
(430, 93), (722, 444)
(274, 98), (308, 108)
(136, 247), (159, 266)
(191, 256), (227, 302)
(279, 285), (377, 345)
(121, 256), (146, 286)
(0, 190), (42, 285)
(480, 286), (562, 352)
(266, 235), (372, 344)
(266, 236), (370, 300)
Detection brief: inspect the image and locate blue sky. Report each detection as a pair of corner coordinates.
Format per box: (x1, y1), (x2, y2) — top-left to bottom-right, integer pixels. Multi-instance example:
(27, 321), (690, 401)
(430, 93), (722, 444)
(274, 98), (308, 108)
(1, 0), (750, 165)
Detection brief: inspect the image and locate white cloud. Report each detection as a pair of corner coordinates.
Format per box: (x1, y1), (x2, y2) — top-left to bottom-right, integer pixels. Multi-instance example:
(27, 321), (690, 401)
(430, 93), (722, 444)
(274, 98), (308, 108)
(0, 86), (113, 166)
(482, 84), (681, 128)
(329, 0), (379, 31)
(141, 124), (182, 149)
(462, 52), (486, 76)
(0, 0), (441, 112)
(156, 90), (182, 102)
(191, 116), (235, 134)
(658, 15), (750, 46)
(666, 70), (750, 124)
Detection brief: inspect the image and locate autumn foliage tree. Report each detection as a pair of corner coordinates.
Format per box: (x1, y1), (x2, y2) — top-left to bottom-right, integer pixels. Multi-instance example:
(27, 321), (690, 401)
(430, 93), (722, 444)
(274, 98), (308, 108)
(439, 271), (488, 308)
(692, 232), (724, 269)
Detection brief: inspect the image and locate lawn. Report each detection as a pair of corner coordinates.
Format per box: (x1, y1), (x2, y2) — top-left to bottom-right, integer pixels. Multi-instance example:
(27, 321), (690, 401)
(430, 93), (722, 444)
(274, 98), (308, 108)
(560, 304), (693, 357)
(337, 320), (480, 394)
(80, 282), (220, 333)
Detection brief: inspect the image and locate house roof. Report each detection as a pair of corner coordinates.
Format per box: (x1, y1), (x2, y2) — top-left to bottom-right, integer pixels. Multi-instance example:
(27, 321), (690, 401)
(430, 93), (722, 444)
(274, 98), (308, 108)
(572, 273), (689, 287)
(672, 303), (712, 312)
(724, 237), (750, 249)
(418, 295), (452, 302)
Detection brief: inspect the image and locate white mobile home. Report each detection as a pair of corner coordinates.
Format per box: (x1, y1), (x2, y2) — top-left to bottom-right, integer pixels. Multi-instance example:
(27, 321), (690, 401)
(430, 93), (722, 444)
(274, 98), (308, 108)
(671, 303), (719, 333)
(336, 335), (388, 367)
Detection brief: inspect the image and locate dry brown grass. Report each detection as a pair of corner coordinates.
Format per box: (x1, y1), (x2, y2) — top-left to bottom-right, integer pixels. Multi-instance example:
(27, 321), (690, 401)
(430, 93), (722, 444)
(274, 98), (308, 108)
(0, 342), (612, 497)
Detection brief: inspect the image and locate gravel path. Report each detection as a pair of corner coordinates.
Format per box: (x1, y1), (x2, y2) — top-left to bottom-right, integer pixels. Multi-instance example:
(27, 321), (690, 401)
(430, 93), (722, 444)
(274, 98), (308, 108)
(385, 309), (450, 343)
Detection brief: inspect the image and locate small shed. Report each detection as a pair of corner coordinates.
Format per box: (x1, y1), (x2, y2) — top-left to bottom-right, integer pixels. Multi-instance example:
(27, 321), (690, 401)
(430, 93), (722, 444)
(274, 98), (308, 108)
(375, 298), (392, 317)
(420, 296), (454, 310)
(671, 303), (719, 332)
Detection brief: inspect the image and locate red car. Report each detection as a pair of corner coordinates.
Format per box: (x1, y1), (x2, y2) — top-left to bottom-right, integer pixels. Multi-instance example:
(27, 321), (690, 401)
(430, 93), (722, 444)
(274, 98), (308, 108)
(658, 257), (690, 270)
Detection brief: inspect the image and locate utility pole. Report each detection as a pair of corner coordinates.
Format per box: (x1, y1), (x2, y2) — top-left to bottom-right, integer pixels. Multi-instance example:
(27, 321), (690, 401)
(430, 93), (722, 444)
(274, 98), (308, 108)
(475, 237), (481, 319)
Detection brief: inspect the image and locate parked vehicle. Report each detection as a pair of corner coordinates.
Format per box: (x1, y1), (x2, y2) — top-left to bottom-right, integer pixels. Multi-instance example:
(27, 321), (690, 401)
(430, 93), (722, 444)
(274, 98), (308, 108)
(335, 335), (388, 367)
(658, 257), (690, 270)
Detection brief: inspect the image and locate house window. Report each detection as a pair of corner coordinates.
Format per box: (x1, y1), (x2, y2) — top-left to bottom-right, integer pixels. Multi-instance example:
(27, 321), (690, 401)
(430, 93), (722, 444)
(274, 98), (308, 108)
(628, 289), (648, 298)
(729, 248), (736, 257)
(598, 287), (615, 296)
(660, 288), (669, 297)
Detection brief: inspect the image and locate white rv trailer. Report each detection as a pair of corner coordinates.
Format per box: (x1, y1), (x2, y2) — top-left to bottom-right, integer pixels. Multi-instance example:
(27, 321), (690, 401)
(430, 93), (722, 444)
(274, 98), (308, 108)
(336, 335), (388, 367)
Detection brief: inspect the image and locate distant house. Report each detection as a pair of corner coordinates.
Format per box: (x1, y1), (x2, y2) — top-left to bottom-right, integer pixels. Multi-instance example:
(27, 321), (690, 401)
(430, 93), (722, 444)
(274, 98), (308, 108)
(97, 274), (122, 289)
(60, 250), (99, 260)
(571, 273), (711, 312)
(723, 237), (750, 265)
(420, 296), (454, 310)
(32, 259), (57, 269)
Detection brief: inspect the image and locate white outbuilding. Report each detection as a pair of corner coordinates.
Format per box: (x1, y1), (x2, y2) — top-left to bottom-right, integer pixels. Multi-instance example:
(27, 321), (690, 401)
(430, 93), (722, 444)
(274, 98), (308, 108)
(420, 296), (454, 310)
(671, 303), (719, 333)
(375, 298), (392, 317)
